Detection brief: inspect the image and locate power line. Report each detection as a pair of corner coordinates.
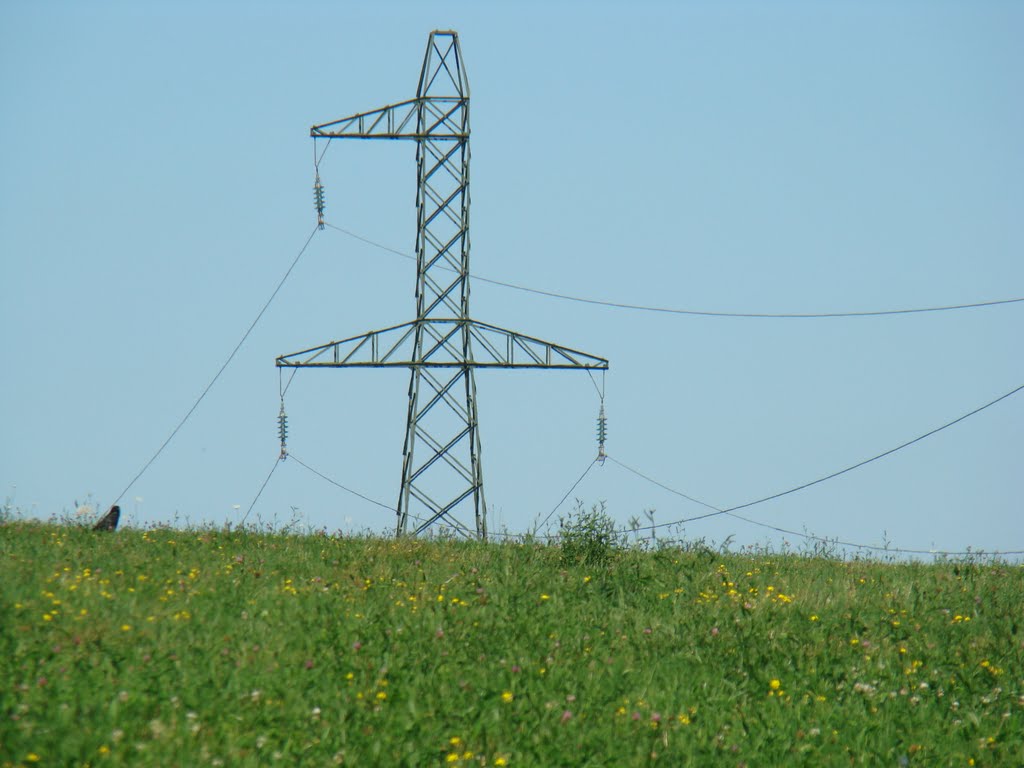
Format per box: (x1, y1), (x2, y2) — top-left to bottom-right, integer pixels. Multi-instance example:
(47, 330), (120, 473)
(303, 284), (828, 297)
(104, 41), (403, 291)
(325, 222), (1024, 319)
(606, 456), (721, 515)
(289, 453), (444, 531)
(607, 457), (1024, 557)
(112, 225), (320, 505)
(288, 453), (396, 512)
(535, 458), (598, 532)
(327, 222), (412, 261)
(239, 455), (283, 527)
(722, 380), (1024, 515)
(603, 381), (1024, 554)
(474, 279), (1024, 319)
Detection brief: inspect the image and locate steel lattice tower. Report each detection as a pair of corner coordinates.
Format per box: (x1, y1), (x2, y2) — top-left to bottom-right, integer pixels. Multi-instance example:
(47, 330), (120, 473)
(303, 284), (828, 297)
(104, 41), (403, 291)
(278, 31), (608, 539)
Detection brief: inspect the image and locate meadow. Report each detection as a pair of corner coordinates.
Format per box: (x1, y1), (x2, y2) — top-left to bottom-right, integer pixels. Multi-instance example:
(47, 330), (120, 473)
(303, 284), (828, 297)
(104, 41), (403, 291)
(1, 517), (1021, 767)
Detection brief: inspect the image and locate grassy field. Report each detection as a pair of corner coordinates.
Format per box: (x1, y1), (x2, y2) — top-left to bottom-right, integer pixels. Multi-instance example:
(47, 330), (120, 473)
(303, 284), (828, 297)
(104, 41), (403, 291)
(1, 519), (1022, 767)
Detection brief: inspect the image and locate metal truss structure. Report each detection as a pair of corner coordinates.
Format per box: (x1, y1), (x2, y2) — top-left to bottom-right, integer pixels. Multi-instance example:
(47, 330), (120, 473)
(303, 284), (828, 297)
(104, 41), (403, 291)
(278, 31), (608, 539)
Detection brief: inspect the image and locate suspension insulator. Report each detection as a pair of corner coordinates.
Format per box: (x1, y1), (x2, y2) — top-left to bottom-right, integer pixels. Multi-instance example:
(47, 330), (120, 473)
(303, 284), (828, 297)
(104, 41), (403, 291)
(313, 174), (326, 230)
(596, 402), (608, 461)
(278, 401), (289, 459)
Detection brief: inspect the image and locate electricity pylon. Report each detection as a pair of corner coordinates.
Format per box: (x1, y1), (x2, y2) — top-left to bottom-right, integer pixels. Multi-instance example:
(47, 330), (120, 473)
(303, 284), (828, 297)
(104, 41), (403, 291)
(278, 31), (608, 539)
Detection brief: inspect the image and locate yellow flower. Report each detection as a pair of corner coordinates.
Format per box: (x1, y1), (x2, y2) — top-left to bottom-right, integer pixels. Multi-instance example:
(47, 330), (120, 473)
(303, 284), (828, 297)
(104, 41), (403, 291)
(501, 691), (514, 703)
(99, 745), (110, 755)
(445, 754), (459, 763)
(121, 624), (132, 632)
(540, 594), (550, 601)
(376, 691), (387, 701)
(770, 679), (781, 691)
(26, 755), (41, 763)
(495, 758), (508, 767)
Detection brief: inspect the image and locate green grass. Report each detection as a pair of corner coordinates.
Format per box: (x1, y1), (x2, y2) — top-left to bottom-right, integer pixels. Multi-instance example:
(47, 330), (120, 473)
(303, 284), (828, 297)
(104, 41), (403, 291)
(1, 521), (1021, 766)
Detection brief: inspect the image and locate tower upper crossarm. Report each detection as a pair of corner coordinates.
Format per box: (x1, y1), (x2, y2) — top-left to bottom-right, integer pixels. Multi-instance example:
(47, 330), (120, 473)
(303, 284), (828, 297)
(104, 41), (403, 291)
(311, 97), (468, 141)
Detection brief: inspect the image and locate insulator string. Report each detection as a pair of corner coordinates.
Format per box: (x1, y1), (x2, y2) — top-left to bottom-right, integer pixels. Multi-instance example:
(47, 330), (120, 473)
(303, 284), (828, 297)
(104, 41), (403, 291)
(278, 398), (289, 460)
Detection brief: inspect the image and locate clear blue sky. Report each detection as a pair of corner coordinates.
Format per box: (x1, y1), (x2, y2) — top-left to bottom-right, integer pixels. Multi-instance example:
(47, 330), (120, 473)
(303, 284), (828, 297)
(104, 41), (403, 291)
(2, 1), (1021, 555)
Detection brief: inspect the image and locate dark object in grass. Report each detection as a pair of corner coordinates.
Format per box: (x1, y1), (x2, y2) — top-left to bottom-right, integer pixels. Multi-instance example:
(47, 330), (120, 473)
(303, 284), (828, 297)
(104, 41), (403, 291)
(93, 505), (120, 532)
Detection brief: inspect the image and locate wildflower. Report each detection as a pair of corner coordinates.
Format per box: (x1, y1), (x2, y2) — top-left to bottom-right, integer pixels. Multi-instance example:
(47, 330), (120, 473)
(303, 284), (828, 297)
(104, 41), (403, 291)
(560, 710), (573, 723)
(495, 758), (508, 766)
(25, 754), (40, 763)
(540, 594), (550, 601)
(98, 745), (110, 755)
(501, 691), (514, 703)
(770, 679), (781, 691)
(121, 624), (132, 632)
